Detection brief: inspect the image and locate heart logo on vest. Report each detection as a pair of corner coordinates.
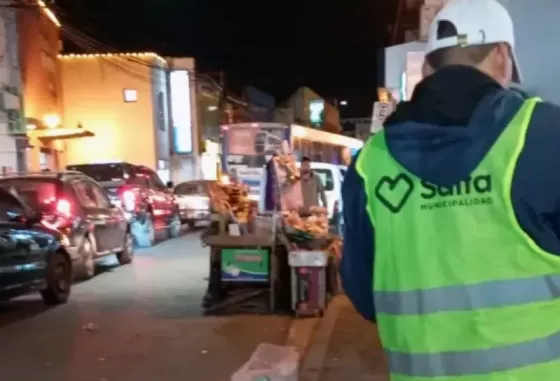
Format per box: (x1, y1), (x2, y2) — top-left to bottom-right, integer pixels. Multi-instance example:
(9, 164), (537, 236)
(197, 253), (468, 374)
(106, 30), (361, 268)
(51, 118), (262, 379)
(375, 173), (414, 213)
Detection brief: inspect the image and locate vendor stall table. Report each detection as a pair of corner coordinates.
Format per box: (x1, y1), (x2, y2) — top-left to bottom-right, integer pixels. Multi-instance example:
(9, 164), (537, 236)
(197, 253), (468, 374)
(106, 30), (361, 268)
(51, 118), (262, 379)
(202, 234), (291, 314)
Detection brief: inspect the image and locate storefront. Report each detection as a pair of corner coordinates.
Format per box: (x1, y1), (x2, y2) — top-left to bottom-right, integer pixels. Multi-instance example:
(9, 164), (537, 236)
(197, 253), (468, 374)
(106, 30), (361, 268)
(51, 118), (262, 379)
(26, 116), (94, 171)
(384, 41), (426, 102)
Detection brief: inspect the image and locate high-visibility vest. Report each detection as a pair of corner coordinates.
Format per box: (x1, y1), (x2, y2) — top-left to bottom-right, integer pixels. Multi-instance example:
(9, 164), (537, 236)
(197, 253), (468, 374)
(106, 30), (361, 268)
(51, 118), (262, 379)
(355, 97), (560, 380)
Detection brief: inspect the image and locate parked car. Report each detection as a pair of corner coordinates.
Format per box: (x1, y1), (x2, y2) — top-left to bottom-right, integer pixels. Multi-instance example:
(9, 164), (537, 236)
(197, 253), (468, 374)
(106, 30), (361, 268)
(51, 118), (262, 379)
(0, 171), (132, 280)
(173, 180), (212, 228)
(66, 162), (180, 248)
(0, 187), (72, 304)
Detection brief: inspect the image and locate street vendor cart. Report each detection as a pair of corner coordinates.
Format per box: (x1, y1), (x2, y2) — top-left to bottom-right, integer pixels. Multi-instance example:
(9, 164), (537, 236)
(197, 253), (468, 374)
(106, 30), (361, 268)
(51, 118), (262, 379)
(200, 149), (342, 316)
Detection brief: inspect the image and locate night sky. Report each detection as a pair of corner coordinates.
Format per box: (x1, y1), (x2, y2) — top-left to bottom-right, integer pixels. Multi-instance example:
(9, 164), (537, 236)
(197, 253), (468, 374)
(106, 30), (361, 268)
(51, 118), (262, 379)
(54, 0), (394, 116)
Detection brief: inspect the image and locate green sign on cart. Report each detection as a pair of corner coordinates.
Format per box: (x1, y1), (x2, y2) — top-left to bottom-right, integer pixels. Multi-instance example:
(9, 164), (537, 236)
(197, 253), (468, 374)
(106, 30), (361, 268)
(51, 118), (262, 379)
(220, 248), (269, 282)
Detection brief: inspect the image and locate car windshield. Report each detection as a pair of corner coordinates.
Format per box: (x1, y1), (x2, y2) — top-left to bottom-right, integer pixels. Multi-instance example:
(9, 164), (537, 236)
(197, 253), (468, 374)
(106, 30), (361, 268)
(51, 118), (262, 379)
(0, 178), (58, 211)
(313, 169), (334, 191)
(67, 163), (126, 182)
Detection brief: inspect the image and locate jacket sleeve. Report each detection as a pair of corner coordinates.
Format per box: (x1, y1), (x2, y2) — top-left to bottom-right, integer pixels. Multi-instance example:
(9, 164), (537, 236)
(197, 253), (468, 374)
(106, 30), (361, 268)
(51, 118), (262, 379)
(511, 101), (560, 255)
(340, 152), (376, 322)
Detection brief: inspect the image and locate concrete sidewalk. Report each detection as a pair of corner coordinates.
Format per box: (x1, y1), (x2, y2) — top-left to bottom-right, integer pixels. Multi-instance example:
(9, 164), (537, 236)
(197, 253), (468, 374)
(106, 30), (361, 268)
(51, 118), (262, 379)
(300, 296), (388, 381)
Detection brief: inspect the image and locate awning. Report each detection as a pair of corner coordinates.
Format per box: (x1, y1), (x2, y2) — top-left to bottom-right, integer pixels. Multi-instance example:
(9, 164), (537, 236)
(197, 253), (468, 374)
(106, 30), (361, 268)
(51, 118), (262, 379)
(36, 127), (94, 142)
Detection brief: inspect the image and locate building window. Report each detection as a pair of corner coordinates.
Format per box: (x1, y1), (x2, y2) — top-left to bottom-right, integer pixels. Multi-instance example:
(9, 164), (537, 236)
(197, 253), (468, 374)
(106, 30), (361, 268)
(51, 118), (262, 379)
(123, 89), (137, 103)
(39, 152), (48, 170)
(157, 91), (165, 130)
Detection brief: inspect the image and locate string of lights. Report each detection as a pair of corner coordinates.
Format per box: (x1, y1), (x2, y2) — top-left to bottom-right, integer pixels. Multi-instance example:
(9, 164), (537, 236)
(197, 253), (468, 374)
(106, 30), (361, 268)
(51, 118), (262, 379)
(51, 3), (228, 87)
(7, 0), (250, 114)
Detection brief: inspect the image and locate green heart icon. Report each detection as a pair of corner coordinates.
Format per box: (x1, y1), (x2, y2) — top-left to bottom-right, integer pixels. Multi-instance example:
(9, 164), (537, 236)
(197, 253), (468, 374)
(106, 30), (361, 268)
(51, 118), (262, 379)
(375, 173), (414, 213)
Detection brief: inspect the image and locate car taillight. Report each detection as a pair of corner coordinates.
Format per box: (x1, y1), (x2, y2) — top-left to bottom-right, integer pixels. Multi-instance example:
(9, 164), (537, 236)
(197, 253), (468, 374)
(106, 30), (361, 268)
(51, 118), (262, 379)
(122, 189), (136, 211)
(56, 199), (72, 218)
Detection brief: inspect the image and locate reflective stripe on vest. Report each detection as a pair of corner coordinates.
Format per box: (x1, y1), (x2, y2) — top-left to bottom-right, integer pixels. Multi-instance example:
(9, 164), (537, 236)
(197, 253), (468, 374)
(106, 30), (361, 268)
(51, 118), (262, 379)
(387, 330), (560, 377)
(356, 97), (560, 380)
(375, 273), (560, 315)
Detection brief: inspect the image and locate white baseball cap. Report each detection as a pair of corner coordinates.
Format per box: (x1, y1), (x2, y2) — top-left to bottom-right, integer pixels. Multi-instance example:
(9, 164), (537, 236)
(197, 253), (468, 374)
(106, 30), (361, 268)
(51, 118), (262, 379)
(426, 0), (521, 83)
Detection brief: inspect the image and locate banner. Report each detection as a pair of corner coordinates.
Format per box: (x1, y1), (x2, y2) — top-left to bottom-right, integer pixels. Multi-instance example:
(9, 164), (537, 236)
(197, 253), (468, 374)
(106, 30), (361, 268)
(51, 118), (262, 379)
(224, 124), (289, 195)
(221, 248), (269, 282)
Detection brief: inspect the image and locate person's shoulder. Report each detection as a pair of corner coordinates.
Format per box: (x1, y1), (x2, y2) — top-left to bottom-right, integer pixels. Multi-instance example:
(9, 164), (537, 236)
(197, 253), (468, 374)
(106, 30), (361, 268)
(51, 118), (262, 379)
(514, 98), (560, 184)
(527, 100), (560, 143)
(533, 100), (560, 123)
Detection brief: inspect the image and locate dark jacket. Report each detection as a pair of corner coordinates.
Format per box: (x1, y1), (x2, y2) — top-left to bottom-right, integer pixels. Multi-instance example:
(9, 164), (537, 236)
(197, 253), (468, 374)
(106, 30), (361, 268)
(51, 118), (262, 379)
(340, 65), (560, 322)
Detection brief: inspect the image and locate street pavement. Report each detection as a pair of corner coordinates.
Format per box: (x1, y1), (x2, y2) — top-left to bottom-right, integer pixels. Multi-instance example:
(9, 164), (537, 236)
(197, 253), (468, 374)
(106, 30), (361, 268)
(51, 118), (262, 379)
(301, 296), (388, 381)
(0, 230), (296, 381)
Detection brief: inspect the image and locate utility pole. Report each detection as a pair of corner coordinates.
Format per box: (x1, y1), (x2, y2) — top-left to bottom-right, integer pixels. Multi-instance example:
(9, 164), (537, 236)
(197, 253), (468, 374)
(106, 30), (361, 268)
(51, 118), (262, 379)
(217, 70), (231, 124)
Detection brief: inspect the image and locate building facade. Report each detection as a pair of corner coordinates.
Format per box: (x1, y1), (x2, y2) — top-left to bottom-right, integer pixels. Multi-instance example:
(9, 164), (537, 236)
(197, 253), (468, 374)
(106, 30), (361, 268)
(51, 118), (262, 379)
(59, 53), (171, 179)
(280, 87), (341, 133)
(384, 41), (426, 101)
(386, 0), (560, 104)
(18, 0), (67, 171)
(0, 6), (25, 173)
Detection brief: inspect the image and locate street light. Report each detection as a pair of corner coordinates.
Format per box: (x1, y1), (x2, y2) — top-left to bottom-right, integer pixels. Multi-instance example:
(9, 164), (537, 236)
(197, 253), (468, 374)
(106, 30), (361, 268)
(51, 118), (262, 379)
(43, 113), (61, 129)
(339, 100), (348, 106)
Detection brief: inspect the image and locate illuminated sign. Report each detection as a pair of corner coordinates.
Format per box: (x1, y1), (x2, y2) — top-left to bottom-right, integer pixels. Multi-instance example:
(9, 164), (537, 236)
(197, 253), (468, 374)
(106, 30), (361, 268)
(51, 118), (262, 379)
(309, 99), (324, 125)
(170, 70), (193, 154)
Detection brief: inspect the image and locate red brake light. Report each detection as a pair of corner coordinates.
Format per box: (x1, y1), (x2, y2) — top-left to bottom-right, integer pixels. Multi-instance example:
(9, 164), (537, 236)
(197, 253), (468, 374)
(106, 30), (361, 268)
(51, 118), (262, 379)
(56, 199), (72, 217)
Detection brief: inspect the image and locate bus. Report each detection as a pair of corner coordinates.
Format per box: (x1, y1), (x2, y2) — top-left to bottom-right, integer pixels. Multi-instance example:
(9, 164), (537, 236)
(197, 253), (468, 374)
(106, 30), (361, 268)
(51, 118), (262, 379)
(221, 122), (363, 198)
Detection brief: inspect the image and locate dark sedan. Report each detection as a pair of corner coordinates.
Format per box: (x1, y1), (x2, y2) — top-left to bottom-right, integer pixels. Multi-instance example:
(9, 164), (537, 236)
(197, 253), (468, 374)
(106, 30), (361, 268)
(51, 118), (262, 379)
(0, 187), (72, 305)
(0, 171), (133, 281)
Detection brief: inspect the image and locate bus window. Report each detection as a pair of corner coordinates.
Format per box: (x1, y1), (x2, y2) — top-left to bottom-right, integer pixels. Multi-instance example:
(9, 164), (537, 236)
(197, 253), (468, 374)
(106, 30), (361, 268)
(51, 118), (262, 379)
(301, 139), (311, 158)
(312, 141), (323, 162)
(293, 137), (302, 159)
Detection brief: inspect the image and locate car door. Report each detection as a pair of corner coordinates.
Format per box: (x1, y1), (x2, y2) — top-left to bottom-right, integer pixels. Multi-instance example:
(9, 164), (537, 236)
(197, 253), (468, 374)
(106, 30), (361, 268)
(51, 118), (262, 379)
(70, 179), (112, 254)
(89, 181), (125, 250)
(0, 190), (46, 291)
(147, 170), (174, 217)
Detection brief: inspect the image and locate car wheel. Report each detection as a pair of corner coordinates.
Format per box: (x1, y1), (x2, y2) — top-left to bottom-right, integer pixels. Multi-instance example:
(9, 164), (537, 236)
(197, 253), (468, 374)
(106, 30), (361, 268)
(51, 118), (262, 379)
(41, 251), (72, 305)
(133, 214), (155, 248)
(168, 213), (181, 239)
(117, 231), (134, 265)
(75, 236), (96, 280)
(187, 221), (196, 230)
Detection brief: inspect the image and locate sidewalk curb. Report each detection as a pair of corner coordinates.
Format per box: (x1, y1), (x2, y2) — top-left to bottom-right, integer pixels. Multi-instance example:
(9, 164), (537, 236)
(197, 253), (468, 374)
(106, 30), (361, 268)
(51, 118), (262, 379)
(285, 316), (320, 360)
(298, 296), (345, 381)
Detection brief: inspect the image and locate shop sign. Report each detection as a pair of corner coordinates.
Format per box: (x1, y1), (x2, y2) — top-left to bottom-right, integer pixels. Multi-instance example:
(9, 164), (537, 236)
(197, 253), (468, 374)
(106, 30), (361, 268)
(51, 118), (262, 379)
(220, 248), (269, 282)
(371, 101), (394, 133)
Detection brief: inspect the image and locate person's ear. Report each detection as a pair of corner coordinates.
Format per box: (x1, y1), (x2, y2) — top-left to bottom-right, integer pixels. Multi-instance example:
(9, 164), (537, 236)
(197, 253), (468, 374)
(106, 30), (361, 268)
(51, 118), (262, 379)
(421, 60), (434, 78)
(491, 43), (513, 87)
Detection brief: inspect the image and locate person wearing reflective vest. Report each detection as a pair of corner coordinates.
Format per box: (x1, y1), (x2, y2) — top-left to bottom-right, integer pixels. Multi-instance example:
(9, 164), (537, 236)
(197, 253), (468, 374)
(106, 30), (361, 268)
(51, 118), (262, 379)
(340, 1), (560, 380)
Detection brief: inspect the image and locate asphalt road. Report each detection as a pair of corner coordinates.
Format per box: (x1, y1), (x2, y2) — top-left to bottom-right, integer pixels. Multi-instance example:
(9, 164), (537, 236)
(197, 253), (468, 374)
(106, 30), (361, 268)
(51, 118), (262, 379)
(0, 230), (294, 381)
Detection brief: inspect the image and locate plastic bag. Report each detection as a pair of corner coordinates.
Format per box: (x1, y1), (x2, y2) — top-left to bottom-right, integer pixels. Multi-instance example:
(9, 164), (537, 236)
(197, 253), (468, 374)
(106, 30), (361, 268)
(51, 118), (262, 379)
(231, 343), (299, 381)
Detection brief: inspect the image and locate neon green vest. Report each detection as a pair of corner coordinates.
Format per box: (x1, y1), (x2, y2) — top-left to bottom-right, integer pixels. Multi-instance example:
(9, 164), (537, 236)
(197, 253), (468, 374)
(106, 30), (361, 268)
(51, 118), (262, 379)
(356, 97), (560, 381)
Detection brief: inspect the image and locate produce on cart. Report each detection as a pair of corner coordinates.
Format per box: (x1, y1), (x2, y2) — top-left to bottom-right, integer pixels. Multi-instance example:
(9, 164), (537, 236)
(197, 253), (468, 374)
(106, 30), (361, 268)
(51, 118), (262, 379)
(281, 206), (342, 317)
